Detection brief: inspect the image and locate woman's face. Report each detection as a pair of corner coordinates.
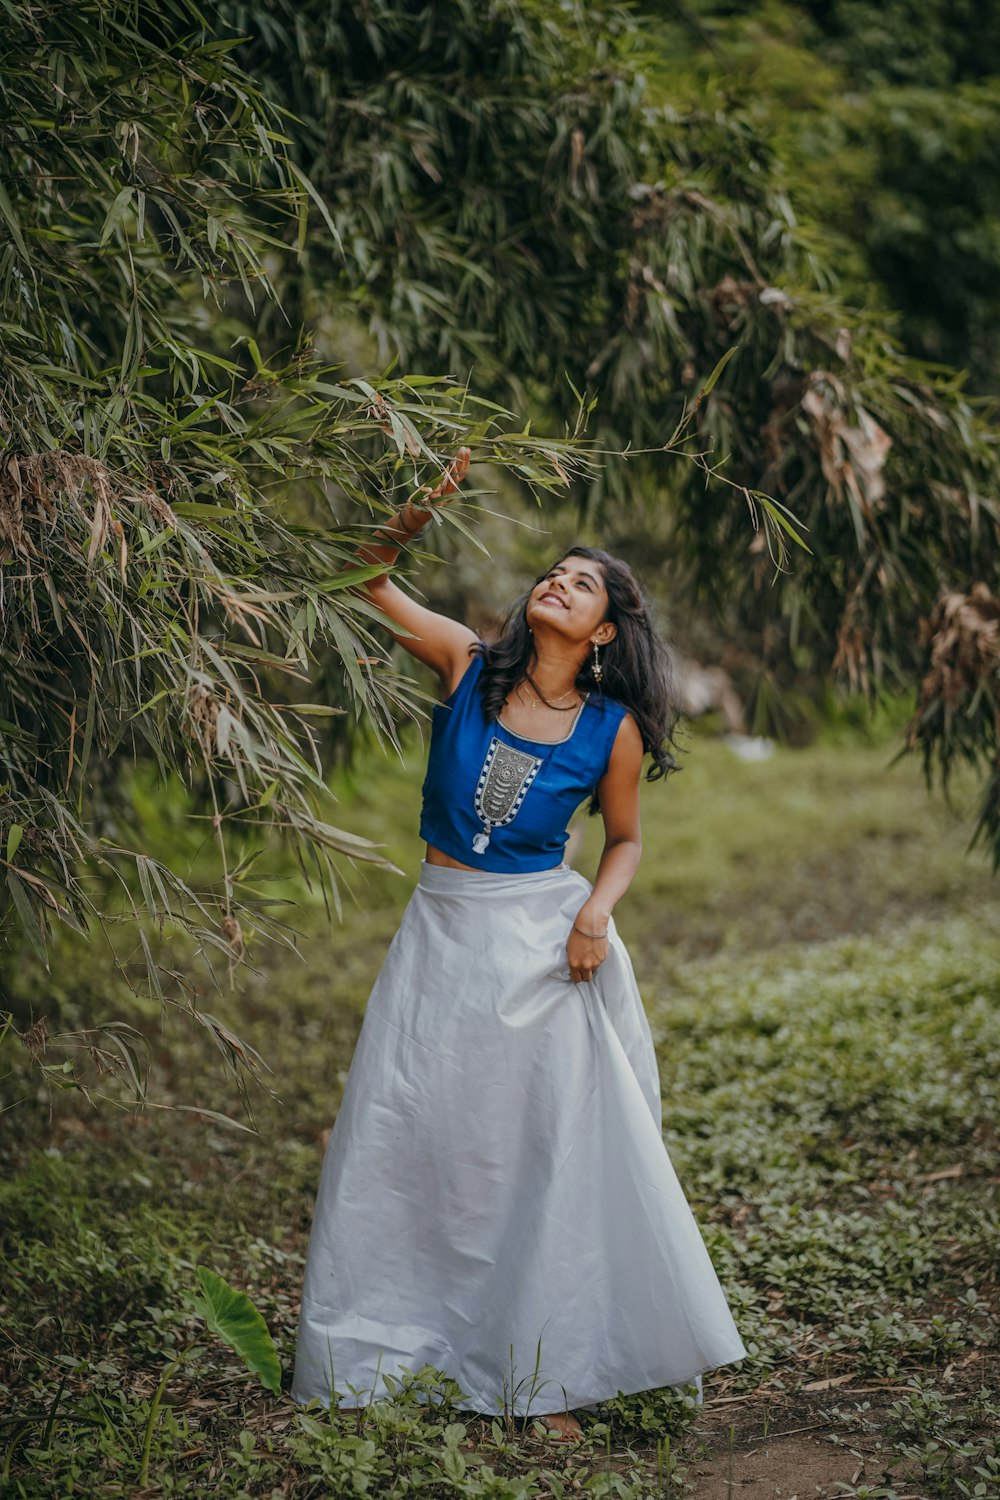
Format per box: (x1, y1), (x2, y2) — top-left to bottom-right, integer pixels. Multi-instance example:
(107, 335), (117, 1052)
(524, 556), (614, 645)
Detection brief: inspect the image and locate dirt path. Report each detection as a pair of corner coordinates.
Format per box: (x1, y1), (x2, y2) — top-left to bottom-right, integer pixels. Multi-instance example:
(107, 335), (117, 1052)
(687, 1432), (862, 1499)
(678, 1375), (1000, 1500)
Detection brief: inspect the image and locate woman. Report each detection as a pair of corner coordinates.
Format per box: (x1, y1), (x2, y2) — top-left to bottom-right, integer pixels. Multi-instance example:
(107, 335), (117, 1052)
(291, 454), (747, 1437)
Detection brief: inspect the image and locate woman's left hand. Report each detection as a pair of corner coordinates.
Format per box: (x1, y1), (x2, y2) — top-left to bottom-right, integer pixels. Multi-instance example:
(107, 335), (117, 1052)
(566, 906), (610, 984)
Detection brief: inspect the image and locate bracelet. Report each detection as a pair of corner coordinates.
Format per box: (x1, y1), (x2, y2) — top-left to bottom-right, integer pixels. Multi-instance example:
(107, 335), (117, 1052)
(573, 922), (609, 940)
(398, 500), (434, 534)
(377, 450), (470, 547)
(373, 503), (432, 546)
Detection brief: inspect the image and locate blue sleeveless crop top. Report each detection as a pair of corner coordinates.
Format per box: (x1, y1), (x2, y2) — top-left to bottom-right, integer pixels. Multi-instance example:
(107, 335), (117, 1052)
(419, 652), (631, 873)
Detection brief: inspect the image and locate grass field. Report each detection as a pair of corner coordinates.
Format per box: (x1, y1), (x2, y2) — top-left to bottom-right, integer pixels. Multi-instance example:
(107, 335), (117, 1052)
(2, 705), (998, 1498)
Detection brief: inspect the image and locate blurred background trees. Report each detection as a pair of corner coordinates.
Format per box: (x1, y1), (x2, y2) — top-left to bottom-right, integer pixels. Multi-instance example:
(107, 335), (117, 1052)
(643, 0), (1000, 391)
(2, 0), (998, 1090)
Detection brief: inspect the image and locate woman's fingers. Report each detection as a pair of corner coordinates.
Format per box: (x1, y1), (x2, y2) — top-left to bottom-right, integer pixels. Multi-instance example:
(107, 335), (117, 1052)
(566, 932), (610, 983)
(402, 447), (472, 515)
(425, 446), (472, 503)
(566, 927), (609, 983)
(439, 445), (472, 494)
(568, 964), (600, 984)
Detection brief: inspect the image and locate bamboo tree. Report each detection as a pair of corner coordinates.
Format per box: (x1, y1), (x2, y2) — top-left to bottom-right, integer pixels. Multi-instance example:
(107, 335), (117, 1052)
(0, 1), (603, 1100)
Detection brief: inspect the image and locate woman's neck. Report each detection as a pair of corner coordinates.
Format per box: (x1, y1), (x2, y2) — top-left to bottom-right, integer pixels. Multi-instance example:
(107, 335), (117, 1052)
(527, 643), (585, 703)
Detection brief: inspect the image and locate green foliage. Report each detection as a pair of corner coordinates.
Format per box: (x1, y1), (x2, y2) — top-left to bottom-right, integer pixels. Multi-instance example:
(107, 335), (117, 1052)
(628, 5), (1000, 865)
(643, 1), (1000, 389)
(902, 585), (1000, 871)
(0, 0), (597, 1000)
(857, 82), (1000, 380)
(192, 1266), (282, 1395)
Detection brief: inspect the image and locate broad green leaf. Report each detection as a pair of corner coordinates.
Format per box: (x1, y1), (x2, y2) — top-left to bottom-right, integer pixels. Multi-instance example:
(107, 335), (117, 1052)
(193, 1268), (281, 1395)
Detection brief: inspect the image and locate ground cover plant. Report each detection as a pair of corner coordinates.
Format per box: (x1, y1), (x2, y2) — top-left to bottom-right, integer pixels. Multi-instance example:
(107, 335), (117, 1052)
(2, 706), (998, 1497)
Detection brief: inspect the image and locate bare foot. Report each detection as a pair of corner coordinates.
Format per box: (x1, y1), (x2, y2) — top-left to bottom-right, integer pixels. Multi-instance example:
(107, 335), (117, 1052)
(535, 1411), (583, 1441)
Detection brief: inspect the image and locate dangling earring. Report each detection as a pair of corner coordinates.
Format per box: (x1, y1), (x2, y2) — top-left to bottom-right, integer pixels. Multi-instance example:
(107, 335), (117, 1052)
(591, 640), (603, 685)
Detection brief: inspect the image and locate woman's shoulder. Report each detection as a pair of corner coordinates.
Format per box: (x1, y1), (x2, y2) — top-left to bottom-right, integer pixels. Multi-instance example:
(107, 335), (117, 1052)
(587, 690), (632, 726)
(581, 693), (640, 783)
(583, 692), (635, 762)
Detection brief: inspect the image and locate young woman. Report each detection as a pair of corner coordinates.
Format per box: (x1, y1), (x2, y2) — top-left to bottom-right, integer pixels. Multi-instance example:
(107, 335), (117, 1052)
(291, 455), (747, 1437)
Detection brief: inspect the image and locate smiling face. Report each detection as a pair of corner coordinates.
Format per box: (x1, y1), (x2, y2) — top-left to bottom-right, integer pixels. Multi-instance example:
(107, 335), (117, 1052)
(525, 556), (617, 648)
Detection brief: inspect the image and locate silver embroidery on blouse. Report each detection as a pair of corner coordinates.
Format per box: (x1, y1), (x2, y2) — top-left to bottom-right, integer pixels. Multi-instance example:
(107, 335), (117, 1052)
(472, 737), (542, 853)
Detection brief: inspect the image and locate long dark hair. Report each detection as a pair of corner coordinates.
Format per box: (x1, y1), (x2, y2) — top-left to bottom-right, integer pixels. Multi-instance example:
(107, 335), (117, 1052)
(474, 546), (685, 811)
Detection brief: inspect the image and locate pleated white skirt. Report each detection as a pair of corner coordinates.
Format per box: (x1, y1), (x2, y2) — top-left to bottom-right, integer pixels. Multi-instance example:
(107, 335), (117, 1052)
(291, 859), (746, 1414)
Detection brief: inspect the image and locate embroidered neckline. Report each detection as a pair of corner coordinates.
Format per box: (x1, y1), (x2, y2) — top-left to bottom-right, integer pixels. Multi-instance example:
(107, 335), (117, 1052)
(496, 693), (590, 748)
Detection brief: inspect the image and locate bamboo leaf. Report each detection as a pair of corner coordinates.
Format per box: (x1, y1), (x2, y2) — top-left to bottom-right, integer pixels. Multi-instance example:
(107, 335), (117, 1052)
(0, 179), (30, 260)
(286, 161), (343, 252)
(283, 703), (347, 716)
(316, 562), (389, 591)
(100, 186), (135, 246)
(5, 871), (47, 965)
(757, 494), (813, 554)
(696, 346), (739, 401)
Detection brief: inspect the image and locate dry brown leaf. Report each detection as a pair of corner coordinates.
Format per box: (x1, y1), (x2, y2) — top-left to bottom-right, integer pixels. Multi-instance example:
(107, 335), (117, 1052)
(20, 1016), (49, 1059)
(910, 582), (1000, 741)
(0, 452), (178, 569)
(801, 375), (892, 520)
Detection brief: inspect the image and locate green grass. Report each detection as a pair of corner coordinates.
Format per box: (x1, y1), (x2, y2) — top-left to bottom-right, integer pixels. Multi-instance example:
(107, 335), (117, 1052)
(2, 710), (998, 1496)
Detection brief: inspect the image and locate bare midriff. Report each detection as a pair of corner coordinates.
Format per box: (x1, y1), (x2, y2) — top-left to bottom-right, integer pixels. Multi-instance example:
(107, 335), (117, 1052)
(425, 843), (480, 872)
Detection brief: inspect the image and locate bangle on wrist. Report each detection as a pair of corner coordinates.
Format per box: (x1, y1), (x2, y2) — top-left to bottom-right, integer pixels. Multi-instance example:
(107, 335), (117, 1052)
(399, 499), (436, 536)
(374, 504), (431, 545)
(573, 921), (609, 940)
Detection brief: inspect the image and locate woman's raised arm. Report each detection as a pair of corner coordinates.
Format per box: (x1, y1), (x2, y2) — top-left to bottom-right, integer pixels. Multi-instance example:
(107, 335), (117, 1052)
(350, 448), (478, 694)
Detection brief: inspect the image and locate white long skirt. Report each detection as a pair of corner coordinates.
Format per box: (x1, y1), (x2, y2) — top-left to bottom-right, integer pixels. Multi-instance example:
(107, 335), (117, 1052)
(291, 859), (747, 1414)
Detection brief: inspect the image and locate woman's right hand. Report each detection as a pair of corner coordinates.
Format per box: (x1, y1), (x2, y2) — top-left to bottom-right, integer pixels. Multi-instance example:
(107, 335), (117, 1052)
(425, 445), (472, 503)
(351, 447), (479, 693)
(399, 446), (472, 532)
